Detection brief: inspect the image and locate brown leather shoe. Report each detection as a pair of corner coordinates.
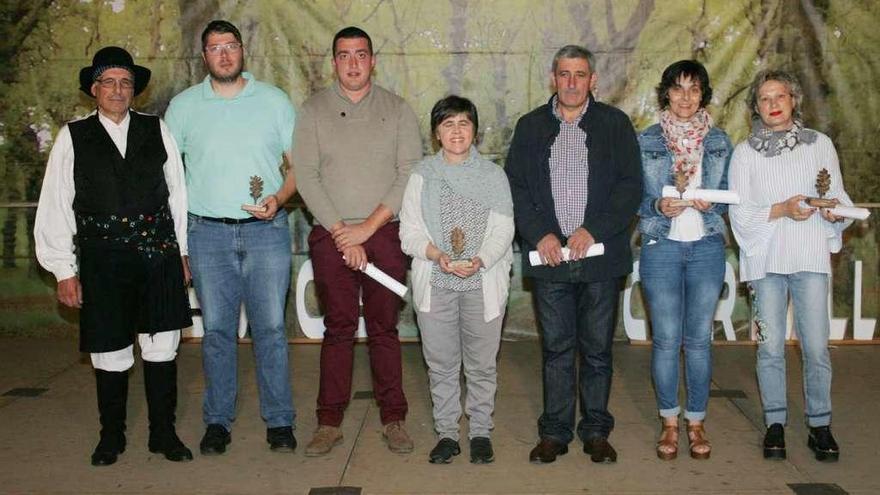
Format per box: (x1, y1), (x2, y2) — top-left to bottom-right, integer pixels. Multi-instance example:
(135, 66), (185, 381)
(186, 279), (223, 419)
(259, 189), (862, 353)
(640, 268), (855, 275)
(304, 425), (343, 457)
(583, 437), (617, 463)
(529, 438), (569, 464)
(383, 421), (414, 454)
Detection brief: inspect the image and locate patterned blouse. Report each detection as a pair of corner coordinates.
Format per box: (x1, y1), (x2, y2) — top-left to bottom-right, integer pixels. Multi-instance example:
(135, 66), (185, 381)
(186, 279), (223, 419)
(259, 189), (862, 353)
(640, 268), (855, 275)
(430, 179), (489, 291)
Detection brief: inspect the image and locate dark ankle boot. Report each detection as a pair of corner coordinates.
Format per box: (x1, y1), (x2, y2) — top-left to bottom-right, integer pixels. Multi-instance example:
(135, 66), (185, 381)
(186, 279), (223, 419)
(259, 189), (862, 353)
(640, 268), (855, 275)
(763, 423), (786, 460)
(144, 360), (193, 462)
(808, 426), (839, 462)
(91, 369), (128, 466)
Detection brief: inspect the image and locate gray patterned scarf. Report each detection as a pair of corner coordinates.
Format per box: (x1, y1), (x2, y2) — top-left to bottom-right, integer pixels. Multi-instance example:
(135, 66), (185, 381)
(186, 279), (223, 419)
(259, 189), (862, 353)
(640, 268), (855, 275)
(747, 118), (817, 157)
(416, 147), (513, 249)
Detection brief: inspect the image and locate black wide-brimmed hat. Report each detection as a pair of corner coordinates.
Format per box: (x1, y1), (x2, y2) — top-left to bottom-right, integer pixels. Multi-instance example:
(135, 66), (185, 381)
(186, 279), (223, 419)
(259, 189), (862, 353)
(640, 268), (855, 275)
(78, 46), (151, 97)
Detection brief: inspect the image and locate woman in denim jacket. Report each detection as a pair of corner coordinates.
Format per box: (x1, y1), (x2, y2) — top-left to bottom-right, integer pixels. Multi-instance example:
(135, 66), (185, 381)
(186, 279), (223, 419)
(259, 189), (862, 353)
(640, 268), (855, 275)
(637, 60), (732, 461)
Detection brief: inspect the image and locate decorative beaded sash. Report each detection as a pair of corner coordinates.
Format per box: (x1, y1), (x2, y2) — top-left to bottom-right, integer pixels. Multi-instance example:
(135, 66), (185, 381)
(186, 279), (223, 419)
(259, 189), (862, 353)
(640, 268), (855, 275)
(76, 204), (178, 259)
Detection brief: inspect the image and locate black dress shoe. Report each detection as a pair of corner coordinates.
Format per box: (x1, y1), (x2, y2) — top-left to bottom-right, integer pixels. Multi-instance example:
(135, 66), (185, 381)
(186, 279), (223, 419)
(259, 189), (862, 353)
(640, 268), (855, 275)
(429, 438), (461, 464)
(470, 437), (494, 464)
(267, 426), (297, 452)
(200, 424), (231, 455)
(763, 423), (786, 460)
(91, 432), (126, 466)
(529, 438), (568, 464)
(583, 437), (617, 463)
(808, 426), (839, 462)
(149, 430), (193, 462)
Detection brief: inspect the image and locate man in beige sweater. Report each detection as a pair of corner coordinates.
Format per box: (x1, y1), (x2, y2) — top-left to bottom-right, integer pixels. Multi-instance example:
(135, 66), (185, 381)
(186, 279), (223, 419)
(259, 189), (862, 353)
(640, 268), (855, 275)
(293, 26), (423, 456)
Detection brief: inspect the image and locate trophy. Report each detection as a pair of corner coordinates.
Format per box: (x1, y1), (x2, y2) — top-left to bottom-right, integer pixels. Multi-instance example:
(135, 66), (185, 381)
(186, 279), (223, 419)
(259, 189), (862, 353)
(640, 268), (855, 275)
(241, 175), (267, 213)
(668, 161), (694, 207)
(448, 226), (473, 269)
(805, 168), (838, 208)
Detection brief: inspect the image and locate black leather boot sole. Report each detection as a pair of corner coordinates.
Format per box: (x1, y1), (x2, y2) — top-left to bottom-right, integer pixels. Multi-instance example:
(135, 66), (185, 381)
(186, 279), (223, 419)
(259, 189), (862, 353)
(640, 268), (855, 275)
(763, 445), (787, 460)
(808, 436), (839, 462)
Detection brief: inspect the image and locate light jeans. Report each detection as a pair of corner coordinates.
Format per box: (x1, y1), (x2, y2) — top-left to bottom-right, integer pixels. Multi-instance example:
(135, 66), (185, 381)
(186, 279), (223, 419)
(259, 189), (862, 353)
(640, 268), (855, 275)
(640, 234), (725, 421)
(751, 271), (832, 427)
(188, 212), (295, 430)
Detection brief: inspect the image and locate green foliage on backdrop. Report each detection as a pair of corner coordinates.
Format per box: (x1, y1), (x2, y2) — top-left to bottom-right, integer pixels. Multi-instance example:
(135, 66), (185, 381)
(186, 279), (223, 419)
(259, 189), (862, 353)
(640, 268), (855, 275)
(1, 0), (878, 338)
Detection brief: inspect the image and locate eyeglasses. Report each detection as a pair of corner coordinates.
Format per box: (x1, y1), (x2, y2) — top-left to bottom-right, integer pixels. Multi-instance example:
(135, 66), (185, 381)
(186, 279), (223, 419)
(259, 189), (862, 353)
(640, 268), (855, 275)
(204, 42), (242, 55)
(95, 78), (135, 90)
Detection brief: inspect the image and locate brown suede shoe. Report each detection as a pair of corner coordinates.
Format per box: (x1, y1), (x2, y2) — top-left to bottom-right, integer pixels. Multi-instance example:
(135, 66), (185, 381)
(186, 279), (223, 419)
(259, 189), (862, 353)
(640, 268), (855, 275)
(383, 421), (414, 454)
(529, 438), (569, 464)
(304, 425), (343, 457)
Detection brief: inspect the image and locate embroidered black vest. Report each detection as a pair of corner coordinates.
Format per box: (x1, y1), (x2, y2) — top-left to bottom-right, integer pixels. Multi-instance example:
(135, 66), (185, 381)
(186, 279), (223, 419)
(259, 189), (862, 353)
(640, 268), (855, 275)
(69, 112), (177, 258)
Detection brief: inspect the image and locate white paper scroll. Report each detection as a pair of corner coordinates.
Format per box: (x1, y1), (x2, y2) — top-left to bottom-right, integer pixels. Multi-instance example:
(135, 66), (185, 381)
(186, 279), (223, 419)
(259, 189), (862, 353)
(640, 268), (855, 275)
(828, 205), (871, 221)
(362, 262), (408, 297)
(528, 243), (605, 266)
(661, 186), (741, 205)
(341, 256), (408, 297)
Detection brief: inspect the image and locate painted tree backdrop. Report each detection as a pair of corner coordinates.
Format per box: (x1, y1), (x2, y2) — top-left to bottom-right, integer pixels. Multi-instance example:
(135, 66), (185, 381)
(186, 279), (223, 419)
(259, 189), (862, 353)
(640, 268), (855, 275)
(1, 0), (877, 338)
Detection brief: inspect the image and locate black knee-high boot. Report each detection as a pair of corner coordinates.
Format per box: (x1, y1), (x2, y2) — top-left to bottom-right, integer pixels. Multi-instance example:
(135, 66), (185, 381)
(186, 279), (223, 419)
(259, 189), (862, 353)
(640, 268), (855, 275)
(143, 360), (193, 462)
(92, 369), (128, 466)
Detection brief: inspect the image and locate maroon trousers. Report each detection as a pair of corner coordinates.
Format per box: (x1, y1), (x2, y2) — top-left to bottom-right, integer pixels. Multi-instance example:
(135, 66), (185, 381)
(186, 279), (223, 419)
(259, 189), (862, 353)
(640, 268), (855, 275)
(308, 222), (409, 426)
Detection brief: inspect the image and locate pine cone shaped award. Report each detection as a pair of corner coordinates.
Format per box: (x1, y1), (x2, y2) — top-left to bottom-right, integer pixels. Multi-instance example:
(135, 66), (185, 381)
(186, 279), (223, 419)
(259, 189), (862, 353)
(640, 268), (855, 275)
(668, 162), (694, 207)
(448, 226), (473, 268)
(241, 175), (268, 213)
(806, 168), (838, 208)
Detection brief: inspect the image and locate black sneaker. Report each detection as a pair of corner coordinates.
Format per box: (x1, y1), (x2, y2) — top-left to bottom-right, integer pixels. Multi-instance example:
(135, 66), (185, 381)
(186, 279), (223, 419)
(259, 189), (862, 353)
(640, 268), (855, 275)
(470, 437), (494, 464)
(267, 426), (297, 453)
(428, 438), (460, 464)
(200, 424), (231, 456)
(763, 423), (786, 460)
(808, 426), (839, 462)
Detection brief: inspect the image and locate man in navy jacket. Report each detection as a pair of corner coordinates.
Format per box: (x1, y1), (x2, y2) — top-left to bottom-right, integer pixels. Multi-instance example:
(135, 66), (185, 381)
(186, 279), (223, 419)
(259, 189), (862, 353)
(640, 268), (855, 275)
(506, 45), (641, 464)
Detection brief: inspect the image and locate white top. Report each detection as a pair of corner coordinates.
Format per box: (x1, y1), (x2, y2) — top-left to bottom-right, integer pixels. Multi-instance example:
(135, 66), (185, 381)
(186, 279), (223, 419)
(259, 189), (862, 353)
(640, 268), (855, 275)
(729, 131), (852, 282)
(399, 173), (514, 322)
(34, 111), (188, 282)
(668, 149), (706, 242)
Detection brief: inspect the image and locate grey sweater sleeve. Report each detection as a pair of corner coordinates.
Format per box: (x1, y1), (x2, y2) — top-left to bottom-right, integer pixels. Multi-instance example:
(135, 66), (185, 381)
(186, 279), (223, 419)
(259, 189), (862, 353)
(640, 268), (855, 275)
(380, 100), (423, 215)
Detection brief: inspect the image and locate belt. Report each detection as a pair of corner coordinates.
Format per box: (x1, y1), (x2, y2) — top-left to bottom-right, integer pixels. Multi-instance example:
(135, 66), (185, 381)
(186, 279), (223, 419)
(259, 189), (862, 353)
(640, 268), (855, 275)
(191, 213), (262, 225)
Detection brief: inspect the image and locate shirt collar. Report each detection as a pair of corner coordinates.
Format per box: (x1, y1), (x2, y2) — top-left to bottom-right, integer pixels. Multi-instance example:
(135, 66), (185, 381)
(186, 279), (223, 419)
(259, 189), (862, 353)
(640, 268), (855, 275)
(551, 94), (590, 125)
(96, 109), (131, 132)
(201, 71), (255, 100)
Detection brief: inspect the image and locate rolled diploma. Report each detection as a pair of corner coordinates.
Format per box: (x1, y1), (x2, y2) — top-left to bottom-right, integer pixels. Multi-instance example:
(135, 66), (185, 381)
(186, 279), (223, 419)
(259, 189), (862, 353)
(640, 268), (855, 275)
(529, 243), (605, 267)
(828, 205), (871, 221)
(661, 186), (741, 205)
(363, 262), (409, 297)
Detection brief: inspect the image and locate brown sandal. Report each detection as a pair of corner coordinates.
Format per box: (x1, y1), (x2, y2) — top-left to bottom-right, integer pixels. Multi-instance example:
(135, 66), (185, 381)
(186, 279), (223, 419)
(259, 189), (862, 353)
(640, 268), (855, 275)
(656, 421), (679, 460)
(686, 421), (711, 460)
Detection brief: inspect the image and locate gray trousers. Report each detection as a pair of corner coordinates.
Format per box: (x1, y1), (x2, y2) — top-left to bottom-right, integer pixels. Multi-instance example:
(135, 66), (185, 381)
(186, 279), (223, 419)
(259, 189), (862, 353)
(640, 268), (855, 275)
(417, 286), (503, 440)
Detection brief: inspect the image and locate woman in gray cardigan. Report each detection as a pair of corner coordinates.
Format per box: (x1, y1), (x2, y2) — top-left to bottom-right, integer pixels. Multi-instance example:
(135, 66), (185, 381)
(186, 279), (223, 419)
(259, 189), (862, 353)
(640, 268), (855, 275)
(399, 95), (514, 465)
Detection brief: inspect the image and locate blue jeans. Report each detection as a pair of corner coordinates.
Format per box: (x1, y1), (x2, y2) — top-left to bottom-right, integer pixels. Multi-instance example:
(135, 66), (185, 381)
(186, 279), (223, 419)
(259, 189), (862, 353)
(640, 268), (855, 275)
(639, 234), (725, 421)
(751, 272), (832, 427)
(533, 278), (620, 444)
(188, 212), (295, 430)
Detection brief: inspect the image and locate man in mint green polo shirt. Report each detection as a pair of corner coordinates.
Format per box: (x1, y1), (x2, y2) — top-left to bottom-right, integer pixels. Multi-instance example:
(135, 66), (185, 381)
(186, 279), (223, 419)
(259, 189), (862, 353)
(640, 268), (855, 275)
(164, 19), (297, 456)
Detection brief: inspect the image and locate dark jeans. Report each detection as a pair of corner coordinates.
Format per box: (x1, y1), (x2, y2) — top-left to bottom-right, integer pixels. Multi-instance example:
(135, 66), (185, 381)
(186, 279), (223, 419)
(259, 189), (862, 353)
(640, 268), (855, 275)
(533, 277), (620, 444)
(308, 222), (408, 426)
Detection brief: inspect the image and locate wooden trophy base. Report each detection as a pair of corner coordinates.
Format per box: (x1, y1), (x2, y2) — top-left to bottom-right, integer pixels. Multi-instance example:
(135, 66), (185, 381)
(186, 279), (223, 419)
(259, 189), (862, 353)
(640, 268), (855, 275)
(241, 203), (267, 213)
(806, 197), (837, 208)
(668, 198), (694, 207)
(448, 259), (473, 269)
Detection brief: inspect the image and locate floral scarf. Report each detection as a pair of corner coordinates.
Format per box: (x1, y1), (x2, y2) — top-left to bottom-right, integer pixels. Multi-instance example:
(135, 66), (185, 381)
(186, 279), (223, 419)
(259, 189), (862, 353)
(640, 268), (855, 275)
(747, 118), (817, 157)
(660, 108), (712, 185)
